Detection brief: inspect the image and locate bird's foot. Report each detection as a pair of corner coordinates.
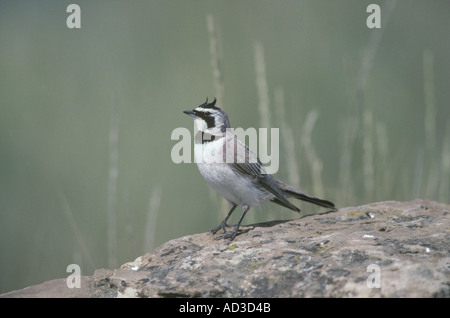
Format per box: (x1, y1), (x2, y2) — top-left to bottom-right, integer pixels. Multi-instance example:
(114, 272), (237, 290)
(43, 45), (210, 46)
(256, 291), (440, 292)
(217, 229), (238, 241)
(210, 222), (228, 234)
(213, 226), (251, 241)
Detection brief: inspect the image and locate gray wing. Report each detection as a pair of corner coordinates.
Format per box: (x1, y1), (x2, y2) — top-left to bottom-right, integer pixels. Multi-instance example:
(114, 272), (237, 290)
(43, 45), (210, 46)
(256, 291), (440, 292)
(227, 136), (300, 211)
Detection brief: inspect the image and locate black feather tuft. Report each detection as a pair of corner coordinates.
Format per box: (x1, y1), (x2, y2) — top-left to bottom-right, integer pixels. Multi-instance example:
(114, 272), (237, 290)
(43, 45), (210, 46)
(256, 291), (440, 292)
(199, 97), (218, 109)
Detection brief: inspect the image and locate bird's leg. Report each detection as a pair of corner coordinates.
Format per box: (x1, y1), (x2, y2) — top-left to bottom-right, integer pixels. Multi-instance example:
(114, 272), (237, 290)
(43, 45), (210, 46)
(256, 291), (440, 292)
(221, 205), (250, 240)
(210, 204), (237, 234)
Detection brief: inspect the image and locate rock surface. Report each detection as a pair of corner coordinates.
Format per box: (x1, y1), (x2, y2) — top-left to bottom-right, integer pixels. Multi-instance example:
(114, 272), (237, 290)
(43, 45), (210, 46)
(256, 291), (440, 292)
(2, 200), (449, 298)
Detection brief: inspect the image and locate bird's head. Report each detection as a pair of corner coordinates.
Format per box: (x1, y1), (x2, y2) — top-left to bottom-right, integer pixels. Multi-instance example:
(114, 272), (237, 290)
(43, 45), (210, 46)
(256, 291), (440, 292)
(183, 98), (230, 135)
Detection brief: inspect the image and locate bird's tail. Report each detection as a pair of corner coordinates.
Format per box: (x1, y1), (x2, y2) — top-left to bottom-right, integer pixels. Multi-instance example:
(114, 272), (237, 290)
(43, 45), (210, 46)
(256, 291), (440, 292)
(276, 181), (337, 211)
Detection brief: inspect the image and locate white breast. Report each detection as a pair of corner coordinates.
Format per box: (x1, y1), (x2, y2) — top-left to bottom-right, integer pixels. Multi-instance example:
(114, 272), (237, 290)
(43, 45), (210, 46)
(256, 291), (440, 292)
(194, 137), (271, 206)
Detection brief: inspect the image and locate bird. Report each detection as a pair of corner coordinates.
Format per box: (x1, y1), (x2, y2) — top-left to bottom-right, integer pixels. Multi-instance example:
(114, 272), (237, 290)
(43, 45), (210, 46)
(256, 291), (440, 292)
(183, 98), (336, 240)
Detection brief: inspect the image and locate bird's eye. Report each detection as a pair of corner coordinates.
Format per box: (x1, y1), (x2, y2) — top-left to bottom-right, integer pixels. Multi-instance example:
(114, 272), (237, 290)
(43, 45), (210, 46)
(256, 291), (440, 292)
(194, 109), (211, 117)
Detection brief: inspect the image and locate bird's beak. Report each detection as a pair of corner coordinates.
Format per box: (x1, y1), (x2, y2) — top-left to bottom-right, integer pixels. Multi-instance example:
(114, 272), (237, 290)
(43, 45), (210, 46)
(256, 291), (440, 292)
(183, 110), (197, 119)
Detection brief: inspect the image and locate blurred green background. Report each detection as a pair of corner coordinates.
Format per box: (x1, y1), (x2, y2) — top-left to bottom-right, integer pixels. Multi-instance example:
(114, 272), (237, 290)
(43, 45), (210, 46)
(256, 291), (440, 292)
(1, 0), (449, 293)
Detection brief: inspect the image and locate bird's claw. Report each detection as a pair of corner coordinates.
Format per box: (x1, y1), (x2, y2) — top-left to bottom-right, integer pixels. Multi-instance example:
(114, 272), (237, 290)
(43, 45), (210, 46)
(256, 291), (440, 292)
(210, 223), (228, 234)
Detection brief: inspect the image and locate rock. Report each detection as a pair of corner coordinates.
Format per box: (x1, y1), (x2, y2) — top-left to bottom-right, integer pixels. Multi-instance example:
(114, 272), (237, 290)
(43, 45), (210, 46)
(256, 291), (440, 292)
(2, 200), (449, 298)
